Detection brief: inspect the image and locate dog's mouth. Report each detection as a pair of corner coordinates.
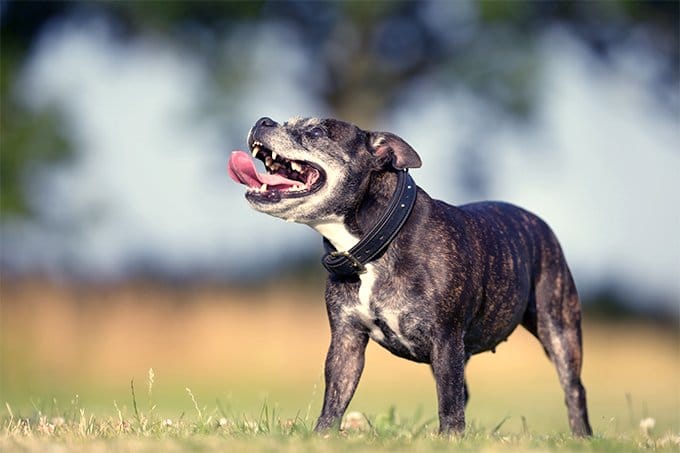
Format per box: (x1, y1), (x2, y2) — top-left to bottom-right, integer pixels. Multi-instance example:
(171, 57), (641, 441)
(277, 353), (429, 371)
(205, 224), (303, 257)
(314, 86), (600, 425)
(228, 141), (325, 202)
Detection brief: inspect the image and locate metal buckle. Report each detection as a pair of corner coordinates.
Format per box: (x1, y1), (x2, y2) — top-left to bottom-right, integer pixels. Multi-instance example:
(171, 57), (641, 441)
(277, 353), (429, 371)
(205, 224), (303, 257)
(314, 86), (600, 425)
(329, 250), (366, 274)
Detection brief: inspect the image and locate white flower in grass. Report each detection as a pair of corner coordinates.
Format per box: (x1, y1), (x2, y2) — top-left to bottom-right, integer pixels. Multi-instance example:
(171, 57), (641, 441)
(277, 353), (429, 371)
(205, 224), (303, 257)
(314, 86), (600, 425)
(51, 416), (65, 427)
(37, 416), (55, 436)
(244, 421), (259, 432)
(341, 411), (369, 431)
(218, 417), (228, 428)
(163, 418), (173, 427)
(639, 417), (655, 435)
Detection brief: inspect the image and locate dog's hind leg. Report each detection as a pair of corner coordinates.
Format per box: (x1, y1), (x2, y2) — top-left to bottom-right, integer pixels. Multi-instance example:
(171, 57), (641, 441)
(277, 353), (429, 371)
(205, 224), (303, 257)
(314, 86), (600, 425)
(463, 357), (470, 406)
(527, 261), (593, 437)
(464, 379), (470, 407)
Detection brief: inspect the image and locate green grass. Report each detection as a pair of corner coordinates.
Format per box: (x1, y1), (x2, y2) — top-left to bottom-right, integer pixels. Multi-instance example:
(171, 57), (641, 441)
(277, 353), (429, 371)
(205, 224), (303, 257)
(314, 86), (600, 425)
(2, 384), (678, 452)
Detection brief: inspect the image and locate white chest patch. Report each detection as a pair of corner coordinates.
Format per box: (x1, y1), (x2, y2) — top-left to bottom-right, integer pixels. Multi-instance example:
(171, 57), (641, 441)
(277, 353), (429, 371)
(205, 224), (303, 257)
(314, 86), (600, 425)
(351, 264), (416, 355)
(311, 217), (416, 354)
(355, 264), (384, 341)
(310, 217), (358, 251)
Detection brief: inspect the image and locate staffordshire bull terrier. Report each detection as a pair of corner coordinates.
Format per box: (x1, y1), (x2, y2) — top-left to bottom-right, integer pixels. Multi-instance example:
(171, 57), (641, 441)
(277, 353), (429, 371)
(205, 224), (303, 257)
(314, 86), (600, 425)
(227, 116), (592, 437)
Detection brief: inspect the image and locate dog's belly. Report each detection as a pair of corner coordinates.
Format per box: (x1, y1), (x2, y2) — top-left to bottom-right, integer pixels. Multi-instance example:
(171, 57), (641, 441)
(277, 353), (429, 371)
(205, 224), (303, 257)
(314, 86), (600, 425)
(467, 265), (534, 354)
(463, 296), (528, 355)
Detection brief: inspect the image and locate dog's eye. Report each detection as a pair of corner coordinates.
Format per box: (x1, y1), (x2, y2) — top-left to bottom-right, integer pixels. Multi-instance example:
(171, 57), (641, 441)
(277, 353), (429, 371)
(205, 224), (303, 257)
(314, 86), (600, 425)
(307, 126), (325, 139)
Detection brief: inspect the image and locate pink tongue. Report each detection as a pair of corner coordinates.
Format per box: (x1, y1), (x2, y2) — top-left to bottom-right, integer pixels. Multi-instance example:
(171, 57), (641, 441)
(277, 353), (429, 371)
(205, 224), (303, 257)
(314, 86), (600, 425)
(227, 151), (300, 189)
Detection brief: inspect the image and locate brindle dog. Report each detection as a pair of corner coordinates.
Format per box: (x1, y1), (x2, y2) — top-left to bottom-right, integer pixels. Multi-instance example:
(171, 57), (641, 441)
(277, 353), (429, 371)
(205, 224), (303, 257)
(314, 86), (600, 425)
(228, 117), (592, 437)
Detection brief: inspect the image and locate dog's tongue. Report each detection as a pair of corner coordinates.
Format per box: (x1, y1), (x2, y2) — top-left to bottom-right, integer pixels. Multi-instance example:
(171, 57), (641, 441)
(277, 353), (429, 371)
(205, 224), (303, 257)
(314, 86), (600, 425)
(228, 150), (299, 189)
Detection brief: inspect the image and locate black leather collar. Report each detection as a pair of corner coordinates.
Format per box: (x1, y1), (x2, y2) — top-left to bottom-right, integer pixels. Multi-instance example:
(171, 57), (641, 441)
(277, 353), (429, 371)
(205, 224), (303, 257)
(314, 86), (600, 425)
(321, 170), (417, 278)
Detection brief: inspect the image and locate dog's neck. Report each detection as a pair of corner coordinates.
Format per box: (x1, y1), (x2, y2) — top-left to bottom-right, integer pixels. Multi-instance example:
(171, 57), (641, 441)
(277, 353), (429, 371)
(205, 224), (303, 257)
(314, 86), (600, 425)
(353, 171), (399, 235)
(311, 171), (399, 252)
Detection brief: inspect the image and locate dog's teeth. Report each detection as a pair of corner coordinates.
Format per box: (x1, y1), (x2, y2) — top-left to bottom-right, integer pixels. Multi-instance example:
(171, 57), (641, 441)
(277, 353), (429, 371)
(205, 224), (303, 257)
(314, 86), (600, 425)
(260, 183), (267, 191)
(252, 145), (260, 157)
(291, 162), (302, 172)
(265, 156), (273, 167)
(271, 151), (277, 160)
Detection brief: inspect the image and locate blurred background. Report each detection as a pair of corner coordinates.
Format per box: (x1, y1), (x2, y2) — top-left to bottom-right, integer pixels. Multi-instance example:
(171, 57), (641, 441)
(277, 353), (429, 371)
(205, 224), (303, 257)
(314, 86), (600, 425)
(1, 0), (678, 435)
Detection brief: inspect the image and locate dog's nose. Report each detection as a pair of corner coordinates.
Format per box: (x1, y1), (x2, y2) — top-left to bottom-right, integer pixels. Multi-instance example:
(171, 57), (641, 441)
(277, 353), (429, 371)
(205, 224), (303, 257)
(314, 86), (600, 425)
(255, 117), (277, 129)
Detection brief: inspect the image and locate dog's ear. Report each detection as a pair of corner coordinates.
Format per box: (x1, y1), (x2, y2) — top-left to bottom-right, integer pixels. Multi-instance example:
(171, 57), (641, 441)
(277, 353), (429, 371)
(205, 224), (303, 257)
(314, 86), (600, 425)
(368, 132), (422, 170)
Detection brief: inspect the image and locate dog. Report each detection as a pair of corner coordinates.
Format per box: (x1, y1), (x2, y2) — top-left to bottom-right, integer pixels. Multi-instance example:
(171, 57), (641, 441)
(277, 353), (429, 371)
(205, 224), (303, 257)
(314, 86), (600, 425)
(228, 116), (593, 437)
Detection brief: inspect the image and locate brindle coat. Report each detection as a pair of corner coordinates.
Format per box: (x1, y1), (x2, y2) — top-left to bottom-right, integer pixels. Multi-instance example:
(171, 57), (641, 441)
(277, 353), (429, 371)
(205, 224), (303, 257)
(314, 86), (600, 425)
(237, 117), (592, 437)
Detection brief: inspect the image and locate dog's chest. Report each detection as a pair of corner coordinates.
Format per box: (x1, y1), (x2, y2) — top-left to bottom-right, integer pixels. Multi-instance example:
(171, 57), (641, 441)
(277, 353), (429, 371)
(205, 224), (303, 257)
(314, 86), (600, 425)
(345, 264), (425, 360)
(313, 219), (426, 361)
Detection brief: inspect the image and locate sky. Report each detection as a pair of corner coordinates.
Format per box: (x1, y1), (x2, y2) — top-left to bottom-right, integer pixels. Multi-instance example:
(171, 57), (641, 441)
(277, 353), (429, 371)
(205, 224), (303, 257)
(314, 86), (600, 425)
(2, 16), (678, 311)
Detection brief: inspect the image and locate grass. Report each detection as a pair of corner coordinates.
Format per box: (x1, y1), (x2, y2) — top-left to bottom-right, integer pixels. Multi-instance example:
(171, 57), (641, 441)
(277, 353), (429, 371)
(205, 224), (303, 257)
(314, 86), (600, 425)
(1, 280), (679, 451)
(2, 393), (679, 452)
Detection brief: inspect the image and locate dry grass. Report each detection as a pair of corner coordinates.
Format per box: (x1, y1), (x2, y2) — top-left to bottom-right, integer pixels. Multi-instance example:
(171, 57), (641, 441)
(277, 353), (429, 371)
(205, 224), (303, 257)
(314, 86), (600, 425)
(1, 279), (678, 443)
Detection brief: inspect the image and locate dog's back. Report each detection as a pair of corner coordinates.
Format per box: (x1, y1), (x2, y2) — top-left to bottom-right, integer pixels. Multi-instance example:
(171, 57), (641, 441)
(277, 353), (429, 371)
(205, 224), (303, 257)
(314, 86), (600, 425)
(426, 200), (575, 353)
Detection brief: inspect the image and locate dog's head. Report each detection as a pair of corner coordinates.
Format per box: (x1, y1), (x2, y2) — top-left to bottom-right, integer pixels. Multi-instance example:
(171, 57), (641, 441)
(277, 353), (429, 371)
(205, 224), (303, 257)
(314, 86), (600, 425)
(228, 117), (421, 224)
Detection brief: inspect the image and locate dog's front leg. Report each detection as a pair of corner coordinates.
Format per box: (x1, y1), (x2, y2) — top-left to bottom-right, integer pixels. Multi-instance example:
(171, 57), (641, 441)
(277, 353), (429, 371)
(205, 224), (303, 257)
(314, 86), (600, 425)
(431, 330), (466, 435)
(314, 328), (369, 432)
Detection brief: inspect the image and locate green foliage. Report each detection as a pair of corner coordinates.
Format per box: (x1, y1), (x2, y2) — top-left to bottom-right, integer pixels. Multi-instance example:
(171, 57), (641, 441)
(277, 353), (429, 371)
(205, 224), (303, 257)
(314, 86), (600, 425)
(0, 52), (73, 219)
(107, 0), (266, 32)
(478, 0), (532, 24)
(0, 0), (676, 220)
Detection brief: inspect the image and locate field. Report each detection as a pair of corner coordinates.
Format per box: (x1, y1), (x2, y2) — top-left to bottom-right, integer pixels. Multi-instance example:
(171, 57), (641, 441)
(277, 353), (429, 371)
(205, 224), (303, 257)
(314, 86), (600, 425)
(1, 280), (678, 451)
